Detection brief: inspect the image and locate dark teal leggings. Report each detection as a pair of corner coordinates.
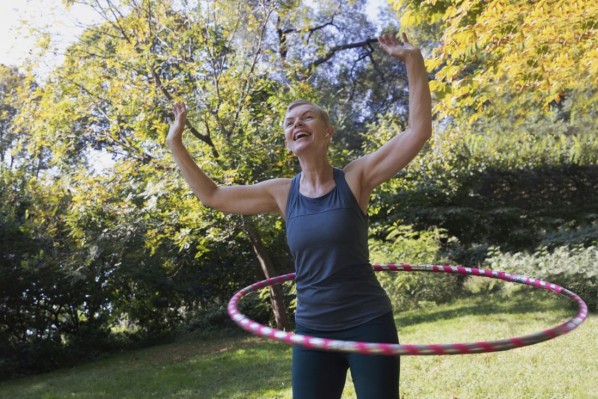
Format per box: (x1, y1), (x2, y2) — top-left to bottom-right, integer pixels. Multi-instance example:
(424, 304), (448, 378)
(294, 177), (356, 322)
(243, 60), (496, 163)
(292, 312), (399, 399)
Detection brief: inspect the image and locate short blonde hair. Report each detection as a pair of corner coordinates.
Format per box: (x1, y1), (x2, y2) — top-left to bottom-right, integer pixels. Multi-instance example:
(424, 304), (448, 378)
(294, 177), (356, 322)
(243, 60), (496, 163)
(285, 99), (332, 127)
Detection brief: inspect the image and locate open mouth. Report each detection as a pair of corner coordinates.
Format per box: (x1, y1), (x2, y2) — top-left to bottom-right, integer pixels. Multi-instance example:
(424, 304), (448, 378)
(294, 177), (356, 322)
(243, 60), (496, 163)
(294, 131), (310, 141)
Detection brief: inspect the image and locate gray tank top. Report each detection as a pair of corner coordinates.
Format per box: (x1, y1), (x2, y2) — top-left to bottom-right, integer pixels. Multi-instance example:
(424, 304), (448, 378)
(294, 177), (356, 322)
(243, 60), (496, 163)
(285, 168), (392, 330)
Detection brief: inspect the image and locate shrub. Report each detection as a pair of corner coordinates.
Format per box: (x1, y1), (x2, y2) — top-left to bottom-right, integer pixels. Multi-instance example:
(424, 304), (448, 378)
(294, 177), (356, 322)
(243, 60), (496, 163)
(369, 225), (462, 309)
(483, 245), (598, 312)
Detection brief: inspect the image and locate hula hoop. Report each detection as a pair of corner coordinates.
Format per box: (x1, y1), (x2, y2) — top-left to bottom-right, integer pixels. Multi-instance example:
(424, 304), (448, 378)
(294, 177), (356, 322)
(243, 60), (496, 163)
(227, 264), (588, 356)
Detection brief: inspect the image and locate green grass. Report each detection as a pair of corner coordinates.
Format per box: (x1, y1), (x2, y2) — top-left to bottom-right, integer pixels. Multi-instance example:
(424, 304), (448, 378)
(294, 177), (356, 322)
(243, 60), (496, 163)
(1, 292), (596, 399)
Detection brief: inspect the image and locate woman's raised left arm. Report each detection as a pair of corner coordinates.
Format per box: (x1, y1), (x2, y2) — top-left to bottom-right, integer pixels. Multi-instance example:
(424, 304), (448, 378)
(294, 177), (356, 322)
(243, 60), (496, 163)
(345, 33), (432, 207)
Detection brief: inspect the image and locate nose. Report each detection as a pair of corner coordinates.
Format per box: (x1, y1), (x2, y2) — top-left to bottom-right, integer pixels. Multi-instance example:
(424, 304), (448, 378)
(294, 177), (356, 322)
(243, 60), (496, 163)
(293, 118), (304, 128)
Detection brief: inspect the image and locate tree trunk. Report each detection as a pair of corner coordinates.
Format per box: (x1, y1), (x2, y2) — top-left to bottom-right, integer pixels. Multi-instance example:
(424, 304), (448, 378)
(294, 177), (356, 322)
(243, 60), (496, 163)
(242, 217), (291, 331)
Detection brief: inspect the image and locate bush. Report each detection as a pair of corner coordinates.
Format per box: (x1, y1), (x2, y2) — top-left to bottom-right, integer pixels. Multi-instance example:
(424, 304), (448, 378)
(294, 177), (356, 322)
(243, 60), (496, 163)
(186, 281), (296, 333)
(369, 225), (463, 309)
(483, 245), (598, 312)
(375, 163), (598, 254)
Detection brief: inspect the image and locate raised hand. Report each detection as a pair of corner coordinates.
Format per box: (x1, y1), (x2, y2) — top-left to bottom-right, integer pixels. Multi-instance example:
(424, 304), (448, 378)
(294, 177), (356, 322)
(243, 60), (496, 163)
(378, 32), (421, 63)
(166, 102), (188, 145)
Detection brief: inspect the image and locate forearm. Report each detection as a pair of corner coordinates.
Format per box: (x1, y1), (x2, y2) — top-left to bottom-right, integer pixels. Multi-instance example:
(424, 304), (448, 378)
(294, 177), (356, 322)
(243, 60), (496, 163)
(354, 34), (433, 191)
(168, 139), (219, 207)
(405, 53), (432, 140)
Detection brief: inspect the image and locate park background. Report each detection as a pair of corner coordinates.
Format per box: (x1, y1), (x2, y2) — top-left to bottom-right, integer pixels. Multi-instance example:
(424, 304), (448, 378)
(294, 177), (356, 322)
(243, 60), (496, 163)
(0, 0), (596, 397)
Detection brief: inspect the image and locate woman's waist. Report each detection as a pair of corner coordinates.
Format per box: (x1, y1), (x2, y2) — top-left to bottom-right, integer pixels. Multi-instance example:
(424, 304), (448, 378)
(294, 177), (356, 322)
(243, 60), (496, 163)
(295, 261), (375, 286)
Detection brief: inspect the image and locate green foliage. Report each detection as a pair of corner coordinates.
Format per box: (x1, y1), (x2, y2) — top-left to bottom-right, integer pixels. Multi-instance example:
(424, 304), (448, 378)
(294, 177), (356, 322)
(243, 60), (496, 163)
(187, 280), (296, 333)
(0, 164), (264, 378)
(3, 0), (596, 381)
(484, 245), (598, 312)
(385, 163), (598, 254)
(361, 99), (598, 259)
(0, 65), (23, 166)
(0, 170), (114, 378)
(370, 224), (445, 264)
(369, 224), (462, 309)
(393, 0), (597, 122)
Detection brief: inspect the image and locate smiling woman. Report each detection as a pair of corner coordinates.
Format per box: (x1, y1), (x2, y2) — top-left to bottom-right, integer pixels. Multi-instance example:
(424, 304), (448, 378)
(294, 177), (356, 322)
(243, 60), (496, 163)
(166, 32), (432, 399)
(283, 101), (335, 162)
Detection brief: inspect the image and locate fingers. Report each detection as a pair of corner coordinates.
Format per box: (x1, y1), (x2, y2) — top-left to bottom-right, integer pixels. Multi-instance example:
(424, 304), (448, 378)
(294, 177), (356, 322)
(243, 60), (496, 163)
(172, 101), (187, 114)
(167, 102), (188, 130)
(378, 33), (396, 46)
(378, 33), (407, 47)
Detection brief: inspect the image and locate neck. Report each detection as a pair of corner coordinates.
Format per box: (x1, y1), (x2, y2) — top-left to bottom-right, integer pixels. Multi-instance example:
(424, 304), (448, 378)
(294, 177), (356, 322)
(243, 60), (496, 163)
(299, 154), (332, 177)
(297, 155), (334, 196)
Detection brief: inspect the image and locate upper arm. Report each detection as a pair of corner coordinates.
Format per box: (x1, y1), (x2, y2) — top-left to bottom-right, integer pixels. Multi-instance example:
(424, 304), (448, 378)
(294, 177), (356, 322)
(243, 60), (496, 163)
(205, 178), (290, 216)
(345, 127), (430, 199)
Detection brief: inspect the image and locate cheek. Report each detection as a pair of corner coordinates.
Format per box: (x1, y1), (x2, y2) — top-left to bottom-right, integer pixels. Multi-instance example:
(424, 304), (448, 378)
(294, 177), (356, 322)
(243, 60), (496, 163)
(283, 132), (292, 147)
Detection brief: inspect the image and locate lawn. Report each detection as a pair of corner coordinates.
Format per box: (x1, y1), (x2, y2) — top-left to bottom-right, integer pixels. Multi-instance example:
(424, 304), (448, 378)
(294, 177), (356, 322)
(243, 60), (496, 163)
(1, 292), (596, 399)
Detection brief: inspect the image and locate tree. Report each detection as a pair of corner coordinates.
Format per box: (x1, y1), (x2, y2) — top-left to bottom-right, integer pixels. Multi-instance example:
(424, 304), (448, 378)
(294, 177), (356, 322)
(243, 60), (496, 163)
(2, 0), (423, 376)
(12, 0), (404, 334)
(392, 0), (597, 122)
(0, 66), (21, 167)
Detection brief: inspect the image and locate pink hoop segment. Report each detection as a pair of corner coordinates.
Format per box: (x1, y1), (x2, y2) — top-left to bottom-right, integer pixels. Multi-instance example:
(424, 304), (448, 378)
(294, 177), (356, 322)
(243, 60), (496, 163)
(227, 264), (588, 356)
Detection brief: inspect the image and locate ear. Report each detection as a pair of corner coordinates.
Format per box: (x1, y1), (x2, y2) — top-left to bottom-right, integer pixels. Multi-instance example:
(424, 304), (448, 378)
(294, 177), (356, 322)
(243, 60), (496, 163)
(326, 126), (335, 138)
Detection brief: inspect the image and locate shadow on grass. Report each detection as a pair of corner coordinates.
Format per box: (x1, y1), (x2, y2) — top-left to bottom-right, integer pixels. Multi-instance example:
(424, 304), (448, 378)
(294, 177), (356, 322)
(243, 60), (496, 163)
(0, 331), (294, 399)
(187, 340), (292, 399)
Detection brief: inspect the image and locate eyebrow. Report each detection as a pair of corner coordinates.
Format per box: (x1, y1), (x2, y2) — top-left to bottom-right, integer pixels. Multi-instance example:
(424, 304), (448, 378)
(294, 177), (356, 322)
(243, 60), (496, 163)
(285, 110), (314, 122)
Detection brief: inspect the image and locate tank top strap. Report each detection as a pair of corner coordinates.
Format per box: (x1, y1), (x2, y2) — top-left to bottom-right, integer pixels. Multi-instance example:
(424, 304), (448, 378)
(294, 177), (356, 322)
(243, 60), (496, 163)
(285, 172), (301, 220)
(332, 168), (348, 193)
(333, 168), (367, 219)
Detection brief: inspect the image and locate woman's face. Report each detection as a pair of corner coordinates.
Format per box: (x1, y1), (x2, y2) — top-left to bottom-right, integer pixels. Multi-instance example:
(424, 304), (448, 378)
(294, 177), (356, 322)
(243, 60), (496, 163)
(283, 104), (332, 154)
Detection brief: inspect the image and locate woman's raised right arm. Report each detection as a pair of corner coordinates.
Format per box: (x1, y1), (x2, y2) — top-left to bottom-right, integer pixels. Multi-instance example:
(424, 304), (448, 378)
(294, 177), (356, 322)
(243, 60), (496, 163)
(166, 102), (288, 216)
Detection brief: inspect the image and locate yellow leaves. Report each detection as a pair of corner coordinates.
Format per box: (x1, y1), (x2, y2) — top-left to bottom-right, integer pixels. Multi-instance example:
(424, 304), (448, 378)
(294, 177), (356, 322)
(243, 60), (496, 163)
(35, 32), (52, 52)
(390, 0), (407, 13)
(444, 5), (458, 20)
(425, 57), (442, 71)
(437, 64), (460, 83)
(399, 9), (421, 27)
(584, 47), (598, 80)
(452, 29), (476, 47)
(394, 0), (597, 120)
(428, 80), (449, 100)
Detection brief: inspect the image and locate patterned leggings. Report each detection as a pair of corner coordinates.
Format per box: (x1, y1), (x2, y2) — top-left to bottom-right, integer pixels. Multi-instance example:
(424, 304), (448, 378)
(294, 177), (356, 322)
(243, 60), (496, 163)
(292, 312), (399, 399)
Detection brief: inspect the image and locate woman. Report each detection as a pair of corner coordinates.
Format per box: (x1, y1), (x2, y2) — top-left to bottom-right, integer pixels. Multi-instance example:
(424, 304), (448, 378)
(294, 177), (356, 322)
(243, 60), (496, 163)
(167, 33), (431, 399)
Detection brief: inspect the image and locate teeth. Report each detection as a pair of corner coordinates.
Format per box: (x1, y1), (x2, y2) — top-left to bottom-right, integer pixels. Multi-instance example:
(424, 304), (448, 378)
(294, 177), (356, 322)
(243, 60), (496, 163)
(294, 131), (309, 140)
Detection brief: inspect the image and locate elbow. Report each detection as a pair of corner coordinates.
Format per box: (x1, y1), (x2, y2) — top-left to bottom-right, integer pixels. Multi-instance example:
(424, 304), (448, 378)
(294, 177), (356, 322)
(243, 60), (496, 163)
(423, 126), (433, 141)
(408, 116), (432, 143)
(199, 198), (216, 210)
(192, 188), (220, 210)
(416, 124), (432, 144)
(197, 188), (235, 214)
(198, 195), (221, 211)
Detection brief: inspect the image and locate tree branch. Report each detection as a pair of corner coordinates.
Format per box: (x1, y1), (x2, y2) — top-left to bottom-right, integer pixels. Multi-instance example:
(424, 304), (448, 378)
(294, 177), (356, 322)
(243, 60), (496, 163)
(309, 38), (379, 69)
(151, 68), (219, 158)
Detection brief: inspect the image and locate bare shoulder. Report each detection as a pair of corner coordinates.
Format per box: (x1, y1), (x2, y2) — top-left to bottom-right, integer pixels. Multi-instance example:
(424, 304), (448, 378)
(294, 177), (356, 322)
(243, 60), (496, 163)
(260, 177), (293, 217)
(259, 177), (292, 192)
